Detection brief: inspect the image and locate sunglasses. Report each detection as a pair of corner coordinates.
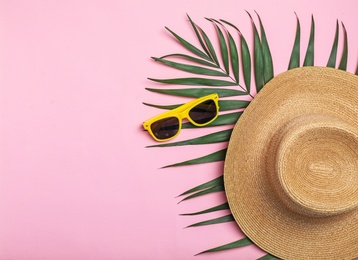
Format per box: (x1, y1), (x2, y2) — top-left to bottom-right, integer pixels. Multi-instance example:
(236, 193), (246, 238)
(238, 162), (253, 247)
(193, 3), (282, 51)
(143, 93), (219, 142)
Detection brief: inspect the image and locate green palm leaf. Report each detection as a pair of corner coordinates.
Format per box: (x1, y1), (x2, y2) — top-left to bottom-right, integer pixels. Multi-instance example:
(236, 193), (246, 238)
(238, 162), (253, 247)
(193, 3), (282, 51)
(180, 202), (229, 216)
(195, 20), (220, 66)
(148, 77), (239, 86)
(240, 33), (252, 92)
(288, 14), (301, 69)
(162, 149), (227, 168)
(160, 53), (218, 67)
(227, 30), (239, 82)
(151, 57), (227, 76)
(165, 26), (210, 61)
(145, 87), (246, 98)
(195, 237), (253, 255)
(257, 254), (281, 260)
(178, 175), (223, 197)
(220, 19), (252, 93)
(247, 12), (264, 92)
(179, 185), (224, 203)
(147, 129), (232, 148)
(218, 100), (250, 110)
(327, 20), (339, 68)
(189, 17), (224, 67)
(210, 19), (230, 74)
(186, 214), (234, 228)
(303, 15), (315, 66)
(182, 112), (242, 128)
(338, 22), (348, 70)
(142, 102), (180, 110)
(143, 99), (249, 111)
(187, 14), (212, 59)
(256, 12), (274, 84)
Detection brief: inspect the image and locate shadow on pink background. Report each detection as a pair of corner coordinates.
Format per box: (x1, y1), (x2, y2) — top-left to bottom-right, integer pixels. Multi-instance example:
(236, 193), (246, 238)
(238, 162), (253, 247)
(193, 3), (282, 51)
(0, 0), (357, 259)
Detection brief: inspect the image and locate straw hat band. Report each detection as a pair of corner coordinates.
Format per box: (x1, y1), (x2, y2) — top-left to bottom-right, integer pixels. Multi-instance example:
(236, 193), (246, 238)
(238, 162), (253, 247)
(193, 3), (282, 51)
(266, 114), (358, 217)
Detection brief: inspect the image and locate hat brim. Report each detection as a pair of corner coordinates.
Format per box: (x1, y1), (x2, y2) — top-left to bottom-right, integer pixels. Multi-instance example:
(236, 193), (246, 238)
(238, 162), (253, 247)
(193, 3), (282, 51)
(224, 67), (358, 259)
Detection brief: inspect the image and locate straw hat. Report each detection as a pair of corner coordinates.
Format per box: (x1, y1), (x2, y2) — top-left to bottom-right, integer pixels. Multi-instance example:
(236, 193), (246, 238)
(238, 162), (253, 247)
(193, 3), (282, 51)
(224, 66), (358, 259)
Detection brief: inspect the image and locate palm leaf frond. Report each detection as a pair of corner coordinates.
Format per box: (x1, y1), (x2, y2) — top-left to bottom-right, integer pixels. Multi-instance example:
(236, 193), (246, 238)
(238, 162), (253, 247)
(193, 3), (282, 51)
(180, 202), (229, 216)
(218, 99), (250, 110)
(162, 149), (227, 168)
(240, 33), (252, 92)
(228, 31), (240, 82)
(145, 87), (246, 98)
(165, 26), (210, 61)
(182, 112), (242, 128)
(327, 20), (339, 68)
(142, 102), (181, 110)
(147, 129), (232, 148)
(143, 99), (249, 111)
(288, 14), (301, 69)
(148, 77), (239, 86)
(160, 53), (218, 67)
(257, 254), (281, 260)
(220, 19), (252, 93)
(303, 15), (315, 66)
(195, 237), (253, 255)
(338, 22), (348, 71)
(256, 12), (274, 84)
(151, 57), (227, 76)
(178, 175), (223, 197)
(209, 19), (230, 75)
(247, 12), (264, 92)
(187, 14), (213, 59)
(186, 214), (234, 228)
(179, 185), (224, 203)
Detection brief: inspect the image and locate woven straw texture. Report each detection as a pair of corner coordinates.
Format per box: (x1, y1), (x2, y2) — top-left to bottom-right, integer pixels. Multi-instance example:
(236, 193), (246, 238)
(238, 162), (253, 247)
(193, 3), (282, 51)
(224, 67), (358, 259)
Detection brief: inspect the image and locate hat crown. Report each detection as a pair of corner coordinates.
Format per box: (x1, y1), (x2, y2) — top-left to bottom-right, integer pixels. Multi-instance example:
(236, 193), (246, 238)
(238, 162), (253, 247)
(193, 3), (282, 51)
(270, 115), (358, 217)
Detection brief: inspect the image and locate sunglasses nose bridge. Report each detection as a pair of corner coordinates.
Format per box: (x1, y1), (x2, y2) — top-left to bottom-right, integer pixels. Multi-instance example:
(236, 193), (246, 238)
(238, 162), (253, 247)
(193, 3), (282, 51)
(179, 110), (194, 125)
(177, 110), (188, 120)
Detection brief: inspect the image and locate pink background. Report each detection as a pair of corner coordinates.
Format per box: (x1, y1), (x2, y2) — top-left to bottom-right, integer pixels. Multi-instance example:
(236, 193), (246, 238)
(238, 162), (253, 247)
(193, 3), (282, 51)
(0, 0), (357, 259)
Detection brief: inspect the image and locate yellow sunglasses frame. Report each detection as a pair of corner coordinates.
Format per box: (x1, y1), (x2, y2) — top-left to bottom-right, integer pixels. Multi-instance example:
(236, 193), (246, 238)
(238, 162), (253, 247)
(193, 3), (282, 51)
(143, 93), (219, 142)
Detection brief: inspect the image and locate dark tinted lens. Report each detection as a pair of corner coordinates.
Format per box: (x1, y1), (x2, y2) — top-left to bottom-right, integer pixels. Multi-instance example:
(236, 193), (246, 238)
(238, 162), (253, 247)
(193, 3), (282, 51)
(189, 99), (217, 124)
(151, 117), (180, 140)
